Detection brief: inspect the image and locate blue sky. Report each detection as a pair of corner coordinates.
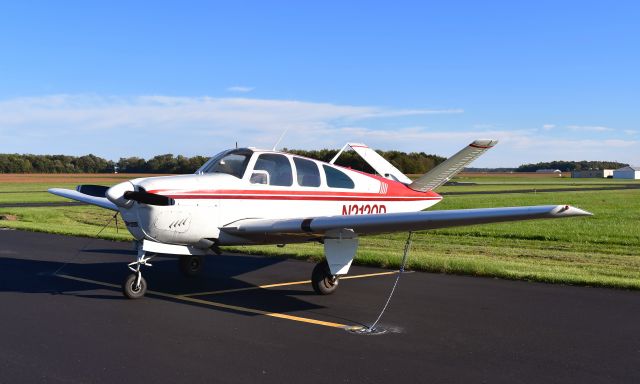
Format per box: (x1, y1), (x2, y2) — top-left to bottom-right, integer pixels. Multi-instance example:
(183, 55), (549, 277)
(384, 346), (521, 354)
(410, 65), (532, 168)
(0, 1), (638, 167)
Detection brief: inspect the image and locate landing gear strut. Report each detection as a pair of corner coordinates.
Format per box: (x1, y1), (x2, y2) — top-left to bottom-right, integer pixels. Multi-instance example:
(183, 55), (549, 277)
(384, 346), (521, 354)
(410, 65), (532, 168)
(122, 250), (153, 299)
(179, 254), (204, 277)
(311, 260), (340, 295)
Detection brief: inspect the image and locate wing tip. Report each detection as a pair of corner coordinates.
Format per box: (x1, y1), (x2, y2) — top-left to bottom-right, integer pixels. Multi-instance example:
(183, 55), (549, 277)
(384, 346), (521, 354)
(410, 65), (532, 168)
(555, 205), (593, 217)
(48, 188), (68, 195)
(470, 139), (499, 148)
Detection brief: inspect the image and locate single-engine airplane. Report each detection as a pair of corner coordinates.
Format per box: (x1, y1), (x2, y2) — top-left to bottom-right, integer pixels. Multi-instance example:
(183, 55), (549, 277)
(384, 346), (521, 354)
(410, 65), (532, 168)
(50, 139), (591, 299)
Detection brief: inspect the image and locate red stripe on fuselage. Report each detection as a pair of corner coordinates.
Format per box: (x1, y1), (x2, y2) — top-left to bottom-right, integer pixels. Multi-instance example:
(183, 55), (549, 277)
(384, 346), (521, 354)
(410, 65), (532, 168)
(163, 194), (439, 201)
(149, 182), (442, 202)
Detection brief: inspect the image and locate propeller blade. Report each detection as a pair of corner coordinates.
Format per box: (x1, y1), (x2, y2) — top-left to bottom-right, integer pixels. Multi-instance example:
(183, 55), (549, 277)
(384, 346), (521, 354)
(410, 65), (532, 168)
(76, 185), (110, 198)
(123, 191), (174, 206)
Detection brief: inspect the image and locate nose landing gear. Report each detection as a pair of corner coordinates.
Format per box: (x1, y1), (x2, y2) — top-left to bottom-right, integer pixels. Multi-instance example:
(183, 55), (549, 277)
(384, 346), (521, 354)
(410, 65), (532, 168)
(122, 250), (153, 299)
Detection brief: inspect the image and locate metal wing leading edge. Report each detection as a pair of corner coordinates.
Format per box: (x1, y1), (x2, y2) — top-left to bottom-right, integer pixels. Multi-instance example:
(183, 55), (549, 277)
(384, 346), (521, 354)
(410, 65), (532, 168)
(219, 205), (592, 244)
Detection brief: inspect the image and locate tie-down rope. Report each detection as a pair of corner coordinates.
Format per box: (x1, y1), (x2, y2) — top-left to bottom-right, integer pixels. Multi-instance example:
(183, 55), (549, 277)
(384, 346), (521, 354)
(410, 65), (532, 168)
(360, 231), (413, 333)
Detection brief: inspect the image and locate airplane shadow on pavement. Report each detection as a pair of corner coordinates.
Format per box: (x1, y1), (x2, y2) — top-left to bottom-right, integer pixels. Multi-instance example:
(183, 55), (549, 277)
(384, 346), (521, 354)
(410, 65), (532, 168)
(0, 250), (332, 319)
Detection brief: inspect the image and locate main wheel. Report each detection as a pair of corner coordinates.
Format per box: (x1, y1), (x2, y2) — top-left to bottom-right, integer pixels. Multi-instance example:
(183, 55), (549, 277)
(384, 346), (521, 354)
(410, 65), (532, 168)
(311, 260), (339, 295)
(179, 255), (204, 277)
(123, 273), (147, 299)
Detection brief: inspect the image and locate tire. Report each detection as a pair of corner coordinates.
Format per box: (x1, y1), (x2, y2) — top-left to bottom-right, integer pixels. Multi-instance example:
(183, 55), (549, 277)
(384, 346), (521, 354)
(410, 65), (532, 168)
(123, 273), (147, 299)
(179, 255), (204, 277)
(311, 260), (339, 295)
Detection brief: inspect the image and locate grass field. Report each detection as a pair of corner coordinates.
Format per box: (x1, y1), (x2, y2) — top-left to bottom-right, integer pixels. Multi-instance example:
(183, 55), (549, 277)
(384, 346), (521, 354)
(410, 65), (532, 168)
(1, 173), (639, 289)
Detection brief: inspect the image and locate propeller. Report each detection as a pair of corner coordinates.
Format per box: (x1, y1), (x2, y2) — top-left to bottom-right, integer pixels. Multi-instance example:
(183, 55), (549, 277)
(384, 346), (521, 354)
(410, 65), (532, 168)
(123, 190), (175, 206)
(76, 184), (110, 197)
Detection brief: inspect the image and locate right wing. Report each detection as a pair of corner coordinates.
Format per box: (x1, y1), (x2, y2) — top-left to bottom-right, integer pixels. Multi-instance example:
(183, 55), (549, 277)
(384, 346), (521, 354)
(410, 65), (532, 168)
(219, 205), (591, 244)
(409, 139), (498, 192)
(49, 188), (118, 211)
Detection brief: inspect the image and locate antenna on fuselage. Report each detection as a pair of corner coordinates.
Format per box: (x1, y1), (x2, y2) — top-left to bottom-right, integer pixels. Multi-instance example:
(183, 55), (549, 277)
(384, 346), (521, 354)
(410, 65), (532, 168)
(272, 128), (289, 151)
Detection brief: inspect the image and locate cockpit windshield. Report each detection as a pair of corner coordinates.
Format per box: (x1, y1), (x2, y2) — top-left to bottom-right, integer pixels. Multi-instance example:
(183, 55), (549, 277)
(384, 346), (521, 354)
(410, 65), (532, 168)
(196, 149), (253, 179)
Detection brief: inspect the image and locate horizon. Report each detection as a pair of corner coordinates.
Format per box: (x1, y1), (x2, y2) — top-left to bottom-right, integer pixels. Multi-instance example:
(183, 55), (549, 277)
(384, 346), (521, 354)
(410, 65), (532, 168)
(1, 150), (629, 171)
(1, 1), (638, 167)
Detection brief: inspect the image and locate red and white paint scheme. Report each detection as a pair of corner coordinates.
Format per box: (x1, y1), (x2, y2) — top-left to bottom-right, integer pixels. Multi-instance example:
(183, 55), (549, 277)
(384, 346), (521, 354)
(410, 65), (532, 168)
(50, 139), (591, 298)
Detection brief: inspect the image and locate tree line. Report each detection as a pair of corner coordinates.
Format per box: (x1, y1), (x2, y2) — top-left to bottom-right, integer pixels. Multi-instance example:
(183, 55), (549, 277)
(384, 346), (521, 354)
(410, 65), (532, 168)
(516, 160), (628, 172)
(0, 150), (446, 174)
(3, 152), (626, 175)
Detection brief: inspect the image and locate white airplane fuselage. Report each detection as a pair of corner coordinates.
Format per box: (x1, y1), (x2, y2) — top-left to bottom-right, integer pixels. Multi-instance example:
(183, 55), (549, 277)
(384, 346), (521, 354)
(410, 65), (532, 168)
(112, 149), (442, 247)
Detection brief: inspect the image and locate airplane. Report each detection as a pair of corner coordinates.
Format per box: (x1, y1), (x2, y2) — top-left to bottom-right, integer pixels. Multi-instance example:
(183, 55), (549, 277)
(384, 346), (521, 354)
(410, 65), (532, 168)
(49, 139), (591, 299)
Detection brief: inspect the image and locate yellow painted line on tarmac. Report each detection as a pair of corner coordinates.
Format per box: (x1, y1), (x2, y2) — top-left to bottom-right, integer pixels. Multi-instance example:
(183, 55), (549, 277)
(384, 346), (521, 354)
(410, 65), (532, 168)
(55, 273), (355, 330)
(185, 279), (313, 296)
(57, 274), (121, 289)
(184, 270), (401, 297)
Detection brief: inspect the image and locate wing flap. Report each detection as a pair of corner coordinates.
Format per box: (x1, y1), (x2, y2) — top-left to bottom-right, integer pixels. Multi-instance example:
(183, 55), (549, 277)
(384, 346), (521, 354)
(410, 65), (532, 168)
(220, 205), (592, 242)
(48, 188), (118, 211)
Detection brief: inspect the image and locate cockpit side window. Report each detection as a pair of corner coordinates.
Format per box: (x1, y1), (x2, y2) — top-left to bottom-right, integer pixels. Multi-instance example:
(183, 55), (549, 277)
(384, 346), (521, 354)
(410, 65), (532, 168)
(197, 149), (252, 179)
(323, 165), (355, 189)
(252, 154), (293, 186)
(293, 157), (321, 187)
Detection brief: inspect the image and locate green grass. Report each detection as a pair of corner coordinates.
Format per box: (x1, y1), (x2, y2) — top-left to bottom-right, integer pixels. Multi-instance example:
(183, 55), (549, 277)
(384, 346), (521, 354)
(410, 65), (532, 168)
(1, 175), (639, 290)
(0, 206), (131, 241)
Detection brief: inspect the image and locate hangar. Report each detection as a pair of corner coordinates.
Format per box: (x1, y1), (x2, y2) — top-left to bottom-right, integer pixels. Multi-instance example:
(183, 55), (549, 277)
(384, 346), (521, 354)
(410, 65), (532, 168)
(572, 169), (614, 178)
(613, 166), (640, 179)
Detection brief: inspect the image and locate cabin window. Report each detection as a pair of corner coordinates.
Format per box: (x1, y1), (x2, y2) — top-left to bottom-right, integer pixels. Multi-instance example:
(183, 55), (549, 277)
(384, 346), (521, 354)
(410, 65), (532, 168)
(293, 157), (321, 187)
(323, 165), (354, 189)
(252, 154), (293, 186)
(197, 149), (252, 179)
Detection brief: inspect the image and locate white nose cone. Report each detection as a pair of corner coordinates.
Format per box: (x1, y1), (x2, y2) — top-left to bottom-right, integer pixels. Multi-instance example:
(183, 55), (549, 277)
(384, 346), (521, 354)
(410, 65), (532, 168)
(106, 181), (135, 208)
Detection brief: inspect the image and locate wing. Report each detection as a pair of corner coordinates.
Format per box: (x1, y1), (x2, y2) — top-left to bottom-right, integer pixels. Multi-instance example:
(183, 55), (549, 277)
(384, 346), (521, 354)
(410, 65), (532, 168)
(49, 188), (118, 211)
(409, 139), (498, 192)
(218, 205), (591, 245)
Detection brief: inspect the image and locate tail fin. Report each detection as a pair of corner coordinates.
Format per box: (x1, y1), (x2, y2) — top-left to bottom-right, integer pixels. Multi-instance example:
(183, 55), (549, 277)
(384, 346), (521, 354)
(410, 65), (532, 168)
(408, 139), (498, 192)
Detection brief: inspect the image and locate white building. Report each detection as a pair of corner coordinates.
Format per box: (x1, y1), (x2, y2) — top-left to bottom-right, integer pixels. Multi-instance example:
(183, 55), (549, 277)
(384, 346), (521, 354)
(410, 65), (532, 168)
(613, 166), (640, 179)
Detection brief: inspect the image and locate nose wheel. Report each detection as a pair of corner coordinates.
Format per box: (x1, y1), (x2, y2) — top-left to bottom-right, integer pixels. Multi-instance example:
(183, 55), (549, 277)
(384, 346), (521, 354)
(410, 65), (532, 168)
(123, 273), (147, 299)
(311, 260), (340, 295)
(122, 251), (153, 299)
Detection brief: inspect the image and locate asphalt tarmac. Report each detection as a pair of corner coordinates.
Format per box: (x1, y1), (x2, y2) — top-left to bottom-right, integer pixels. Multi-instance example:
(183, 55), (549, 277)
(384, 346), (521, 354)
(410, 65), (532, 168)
(1, 230), (638, 383)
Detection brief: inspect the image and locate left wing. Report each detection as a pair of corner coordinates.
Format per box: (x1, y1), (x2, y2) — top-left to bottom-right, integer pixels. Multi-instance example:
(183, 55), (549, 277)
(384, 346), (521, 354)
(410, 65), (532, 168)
(218, 205), (591, 244)
(49, 188), (118, 211)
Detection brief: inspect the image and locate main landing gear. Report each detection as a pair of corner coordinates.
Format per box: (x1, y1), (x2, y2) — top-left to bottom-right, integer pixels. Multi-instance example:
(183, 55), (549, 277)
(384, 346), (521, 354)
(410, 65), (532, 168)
(122, 250), (153, 299)
(179, 254), (204, 277)
(311, 260), (340, 295)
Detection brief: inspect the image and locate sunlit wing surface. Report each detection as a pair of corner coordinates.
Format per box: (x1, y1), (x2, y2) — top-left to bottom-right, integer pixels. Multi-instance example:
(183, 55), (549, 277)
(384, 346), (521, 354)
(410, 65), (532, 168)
(219, 205), (592, 244)
(48, 188), (118, 211)
(409, 139), (498, 192)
